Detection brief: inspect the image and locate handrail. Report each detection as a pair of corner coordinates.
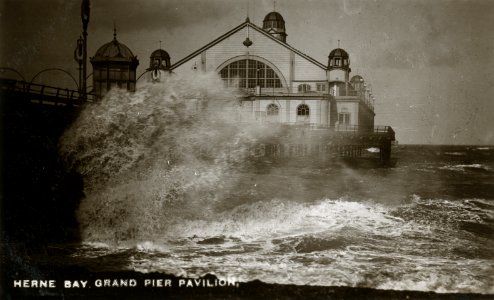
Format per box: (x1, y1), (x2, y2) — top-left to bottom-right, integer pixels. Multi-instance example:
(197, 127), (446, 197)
(276, 123), (394, 137)
(0, 77), (94, 103)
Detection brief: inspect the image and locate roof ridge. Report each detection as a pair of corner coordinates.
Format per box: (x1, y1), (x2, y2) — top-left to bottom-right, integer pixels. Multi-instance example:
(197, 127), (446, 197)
(170, 21), (326, 71)
(248, 22), (326, 69)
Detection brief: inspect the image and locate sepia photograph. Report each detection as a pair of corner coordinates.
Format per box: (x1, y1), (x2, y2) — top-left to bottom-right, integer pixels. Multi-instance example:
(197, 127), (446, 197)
(0, 0), (493, 299)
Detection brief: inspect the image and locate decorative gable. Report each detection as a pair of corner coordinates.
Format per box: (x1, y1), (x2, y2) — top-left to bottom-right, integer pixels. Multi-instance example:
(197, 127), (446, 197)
(171, 21), (327, 87)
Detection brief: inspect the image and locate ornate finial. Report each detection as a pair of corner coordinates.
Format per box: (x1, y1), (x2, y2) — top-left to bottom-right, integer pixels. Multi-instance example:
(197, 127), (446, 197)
(338, 39), (340, 48)
(81, 0), (90, 30)
(246, 0), (250, 23)
(159, 40), (162, 50)
(244, 4), (252, 48)
(113, 21), (117, 40)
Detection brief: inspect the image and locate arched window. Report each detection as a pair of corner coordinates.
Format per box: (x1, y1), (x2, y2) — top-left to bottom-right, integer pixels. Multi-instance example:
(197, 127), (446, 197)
(298, 84), (311, 93)
(296, 104), (310, 123)
(219, 59), (283, 89)
(297, 104), (310, 116)
(267, 104), (279, 116)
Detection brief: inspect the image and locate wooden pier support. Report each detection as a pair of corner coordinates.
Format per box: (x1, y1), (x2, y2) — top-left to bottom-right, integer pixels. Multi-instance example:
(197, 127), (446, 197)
(379, 140), (392, 162)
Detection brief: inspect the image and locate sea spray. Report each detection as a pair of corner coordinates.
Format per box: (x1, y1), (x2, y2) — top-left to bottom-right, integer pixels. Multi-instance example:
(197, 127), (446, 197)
(60, 72), (282, 243)
(56, 135), (494, 293)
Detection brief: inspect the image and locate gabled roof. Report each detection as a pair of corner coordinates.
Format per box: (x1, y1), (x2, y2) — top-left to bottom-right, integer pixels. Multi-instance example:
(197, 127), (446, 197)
(170, 20), (327, 71)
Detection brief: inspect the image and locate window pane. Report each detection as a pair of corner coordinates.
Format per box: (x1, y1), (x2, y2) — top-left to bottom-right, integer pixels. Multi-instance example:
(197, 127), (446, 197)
(258, 68), (265, 78)
(338, 113), (350, 124)
(218, 59), (282, 89)
(239, 79), (246, 88)
(220, 68), (228, 78)
(267, 104), (279, 115)
(266, 79), (274, 88)
(109, 70), (119, 80)
(248, 68), (256, 78)
(297, 104), (310, 116)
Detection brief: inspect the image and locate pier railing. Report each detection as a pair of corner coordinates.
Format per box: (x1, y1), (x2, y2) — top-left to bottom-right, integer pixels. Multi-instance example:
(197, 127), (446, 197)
(277, 122), (391, 133)
(0, 78), (93, 105)
(335, 124), (395, 140)
(275, 123), (395, 140)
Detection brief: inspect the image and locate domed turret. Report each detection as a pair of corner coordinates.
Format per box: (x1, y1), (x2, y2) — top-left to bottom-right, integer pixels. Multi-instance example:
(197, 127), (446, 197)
(327, 47), (351, 96)
(90, 29), (139, 98)
(328, 48), (350, 69)
(263, 12), (287, 42)
(148, 49), (170, 70)
(350, 75), (364, 91)
(93, 40), (136, 61)
(147, 48), (171, 82)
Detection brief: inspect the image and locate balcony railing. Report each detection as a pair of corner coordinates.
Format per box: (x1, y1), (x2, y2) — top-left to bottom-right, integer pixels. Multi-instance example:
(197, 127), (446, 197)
(243, 87), (328, 97)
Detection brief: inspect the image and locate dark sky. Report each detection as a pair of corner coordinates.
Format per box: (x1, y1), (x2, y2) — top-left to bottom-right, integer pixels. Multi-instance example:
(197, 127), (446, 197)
(1, 0), (493, 144)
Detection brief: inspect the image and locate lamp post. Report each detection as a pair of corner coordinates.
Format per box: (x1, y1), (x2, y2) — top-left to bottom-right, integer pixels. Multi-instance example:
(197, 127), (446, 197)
(81, 0), (90, 100)
(74, 36), (83, 94)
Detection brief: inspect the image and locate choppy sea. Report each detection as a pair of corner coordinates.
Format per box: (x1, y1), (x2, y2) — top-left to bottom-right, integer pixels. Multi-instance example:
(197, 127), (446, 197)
(54, 75), (493, 294)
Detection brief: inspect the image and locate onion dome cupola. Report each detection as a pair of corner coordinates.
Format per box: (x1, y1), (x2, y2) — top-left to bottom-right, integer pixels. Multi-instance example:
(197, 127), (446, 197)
(263, 12), (287, 42)
(90, 29), (139, 98)
(147, 48), (171, 82)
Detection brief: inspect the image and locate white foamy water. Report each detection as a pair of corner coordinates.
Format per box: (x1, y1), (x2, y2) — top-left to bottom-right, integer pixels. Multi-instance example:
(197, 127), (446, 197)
(68, 197), (494, 294)
(444, 152), (467, 156)
(439, 163), (490, 172)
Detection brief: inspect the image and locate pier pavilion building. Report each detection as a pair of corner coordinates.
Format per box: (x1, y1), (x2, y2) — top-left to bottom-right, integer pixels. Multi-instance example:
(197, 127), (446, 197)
(145, 11), (376, 130)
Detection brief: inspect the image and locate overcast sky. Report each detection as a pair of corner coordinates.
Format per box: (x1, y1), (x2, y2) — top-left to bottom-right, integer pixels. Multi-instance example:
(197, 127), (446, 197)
(1, 0), (493, 145)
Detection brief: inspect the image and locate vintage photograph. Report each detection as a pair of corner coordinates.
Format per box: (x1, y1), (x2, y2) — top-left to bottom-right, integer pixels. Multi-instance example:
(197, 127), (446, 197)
(1, 0), (493, 299)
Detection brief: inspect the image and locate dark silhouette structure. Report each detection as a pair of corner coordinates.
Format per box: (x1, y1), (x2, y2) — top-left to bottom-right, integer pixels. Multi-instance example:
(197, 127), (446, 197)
(90, 29), (139, 99)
